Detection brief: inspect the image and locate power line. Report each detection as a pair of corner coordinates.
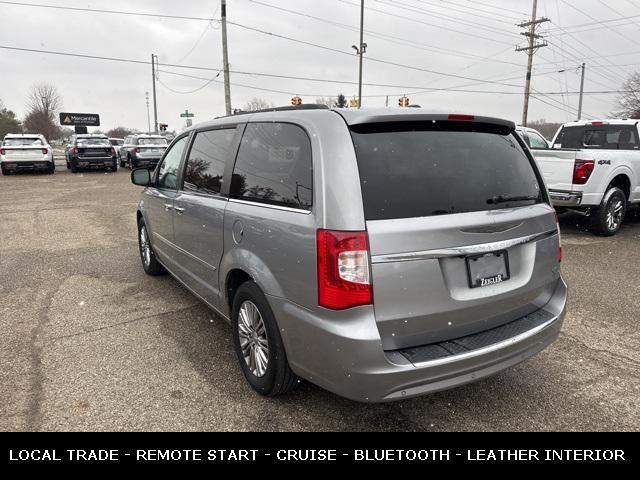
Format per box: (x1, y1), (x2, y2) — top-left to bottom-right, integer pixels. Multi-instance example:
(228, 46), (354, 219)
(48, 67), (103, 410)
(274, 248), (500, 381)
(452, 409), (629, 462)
(248, 0), (523, 66)
(375, 0), (522, 40)
(0, 1), (214, 21)
(338, 0), (515, 45)
(415, 0), (521, 25)
(0, 43), (630, 99)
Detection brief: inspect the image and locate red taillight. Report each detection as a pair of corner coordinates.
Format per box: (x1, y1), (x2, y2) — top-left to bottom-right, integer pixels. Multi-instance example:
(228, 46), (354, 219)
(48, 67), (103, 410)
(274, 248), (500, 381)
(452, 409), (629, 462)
(317, 229), (372, 310)
(0, 148), (5, 155)
(572, 159), (594, 185)
(448, 114), (475, 121)
(135, 147), (140, 154)
(72, 147), (78, 154)
(42, 148), (48, 155)
(110, 147), (116, 155)
(590, 121), (607, 125)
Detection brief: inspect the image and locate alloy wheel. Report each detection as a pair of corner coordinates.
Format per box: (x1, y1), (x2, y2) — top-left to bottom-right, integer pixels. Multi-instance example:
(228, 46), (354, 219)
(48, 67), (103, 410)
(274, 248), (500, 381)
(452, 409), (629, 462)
(237, 300), (269, 378)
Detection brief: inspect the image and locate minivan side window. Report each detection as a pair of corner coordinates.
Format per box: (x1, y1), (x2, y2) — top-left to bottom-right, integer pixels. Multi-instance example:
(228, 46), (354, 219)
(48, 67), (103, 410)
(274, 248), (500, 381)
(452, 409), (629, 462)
(230, 122), (313, 210)
(183, 128), (236, 195)
(156, 136), (188, 191)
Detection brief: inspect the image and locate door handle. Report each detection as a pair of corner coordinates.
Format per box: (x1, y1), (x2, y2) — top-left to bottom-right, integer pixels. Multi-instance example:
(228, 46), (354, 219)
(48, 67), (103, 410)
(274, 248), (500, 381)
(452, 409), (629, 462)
(164, 203), (173, 211)
(174, 206), (185, 214)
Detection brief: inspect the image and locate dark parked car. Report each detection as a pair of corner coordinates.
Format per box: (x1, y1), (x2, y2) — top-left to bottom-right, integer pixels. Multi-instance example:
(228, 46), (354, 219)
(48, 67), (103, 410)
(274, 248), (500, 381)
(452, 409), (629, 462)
(66, 134), (117, 173)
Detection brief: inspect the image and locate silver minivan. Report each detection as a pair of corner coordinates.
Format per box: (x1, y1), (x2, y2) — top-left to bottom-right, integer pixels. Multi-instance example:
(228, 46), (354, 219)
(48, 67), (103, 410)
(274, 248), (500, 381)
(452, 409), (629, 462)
(131, 106), (567, 402)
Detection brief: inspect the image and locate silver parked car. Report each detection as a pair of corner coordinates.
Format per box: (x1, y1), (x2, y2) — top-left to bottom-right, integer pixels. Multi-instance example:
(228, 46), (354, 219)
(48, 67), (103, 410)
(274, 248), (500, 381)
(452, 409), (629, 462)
(131, 106), (567, 402)
(120, 134), (168, 170)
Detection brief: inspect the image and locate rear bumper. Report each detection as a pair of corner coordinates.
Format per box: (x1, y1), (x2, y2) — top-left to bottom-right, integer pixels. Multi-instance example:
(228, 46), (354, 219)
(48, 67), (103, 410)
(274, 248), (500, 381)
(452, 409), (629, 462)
(73, 156), (117, 167)
(1, 160), (53, 171)
(549, 190), (582, 206)
(269, 277), (567, 402)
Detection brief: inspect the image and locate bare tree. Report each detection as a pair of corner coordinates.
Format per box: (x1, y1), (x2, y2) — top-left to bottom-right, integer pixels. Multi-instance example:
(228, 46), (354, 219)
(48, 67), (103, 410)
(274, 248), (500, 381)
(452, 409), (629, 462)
(24, 83), (63, 140)
(614, 72), (640, 119)
(243, 97), (273, 111)
(107, 126), (135, 138)
(27, 83), (62, 118)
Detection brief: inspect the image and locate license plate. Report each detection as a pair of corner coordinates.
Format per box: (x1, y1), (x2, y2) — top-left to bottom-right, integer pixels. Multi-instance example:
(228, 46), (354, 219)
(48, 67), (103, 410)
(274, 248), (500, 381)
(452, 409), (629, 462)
(466, 251), (510, 288)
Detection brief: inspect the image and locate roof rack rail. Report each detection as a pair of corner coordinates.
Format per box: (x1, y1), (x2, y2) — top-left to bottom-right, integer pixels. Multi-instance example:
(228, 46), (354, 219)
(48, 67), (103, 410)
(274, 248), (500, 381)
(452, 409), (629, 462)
(215, 104), (330, 119)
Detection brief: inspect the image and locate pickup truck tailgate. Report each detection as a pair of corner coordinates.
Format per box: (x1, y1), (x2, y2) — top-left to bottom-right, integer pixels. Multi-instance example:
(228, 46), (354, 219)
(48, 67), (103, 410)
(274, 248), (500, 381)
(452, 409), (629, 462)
(533, 149), (577, 191)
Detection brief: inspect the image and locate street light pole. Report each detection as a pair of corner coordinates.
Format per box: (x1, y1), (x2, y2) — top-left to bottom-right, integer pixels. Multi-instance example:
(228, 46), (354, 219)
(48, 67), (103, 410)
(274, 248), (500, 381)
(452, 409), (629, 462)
(221, 0), (232, 115)
(151, 54), (159, 134)
(577, 63), (586, 120)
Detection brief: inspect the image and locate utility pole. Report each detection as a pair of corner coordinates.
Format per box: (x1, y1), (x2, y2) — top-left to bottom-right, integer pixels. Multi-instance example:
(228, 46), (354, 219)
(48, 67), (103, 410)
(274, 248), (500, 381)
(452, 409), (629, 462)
(516, 0), (549, 126)
(351, 1), (367, 109)
(577, 63), (586, 120)
(145, 91), (151, 134)
(151, 54), (159, 134)
(221, 0), (232, 115)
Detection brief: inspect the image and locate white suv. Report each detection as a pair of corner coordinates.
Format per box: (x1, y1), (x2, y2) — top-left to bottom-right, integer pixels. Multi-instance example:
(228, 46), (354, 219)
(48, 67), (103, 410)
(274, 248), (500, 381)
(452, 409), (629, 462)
(1, 134), (55, 175)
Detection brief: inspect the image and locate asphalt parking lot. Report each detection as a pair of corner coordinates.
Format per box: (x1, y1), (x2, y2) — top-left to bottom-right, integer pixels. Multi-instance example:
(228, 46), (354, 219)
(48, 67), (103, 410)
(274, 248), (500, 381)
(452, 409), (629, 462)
(1, 160), (639, 432)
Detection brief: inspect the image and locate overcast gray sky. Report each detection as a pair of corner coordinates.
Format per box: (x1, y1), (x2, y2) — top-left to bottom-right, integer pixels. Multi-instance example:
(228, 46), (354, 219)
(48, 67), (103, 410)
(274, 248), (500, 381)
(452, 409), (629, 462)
(0, 0), (638, 132)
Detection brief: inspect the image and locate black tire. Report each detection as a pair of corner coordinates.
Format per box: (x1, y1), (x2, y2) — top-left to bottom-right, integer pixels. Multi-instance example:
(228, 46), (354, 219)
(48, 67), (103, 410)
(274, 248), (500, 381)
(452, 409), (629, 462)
(137, 217), (165, 276)
(1, 166), (7, 176)
(48, 163), (55, 174)
(119, 153), (125, 168)
(129, 155), (136, 170)
(589, 187), (627, 236)
(70, 161), (79, 173)
(231, 281), (298, 397)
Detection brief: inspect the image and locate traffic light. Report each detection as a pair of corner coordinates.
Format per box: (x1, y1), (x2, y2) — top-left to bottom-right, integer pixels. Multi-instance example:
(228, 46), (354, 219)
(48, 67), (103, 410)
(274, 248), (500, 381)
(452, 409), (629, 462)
(159, 123), (168, 132)
(398, 96), (410, 107)
(291, 95), (302, 106)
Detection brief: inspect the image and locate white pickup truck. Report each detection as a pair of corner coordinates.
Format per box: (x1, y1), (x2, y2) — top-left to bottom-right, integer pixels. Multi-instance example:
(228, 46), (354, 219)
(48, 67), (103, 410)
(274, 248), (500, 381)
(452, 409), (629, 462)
(532, 119), (640, 235)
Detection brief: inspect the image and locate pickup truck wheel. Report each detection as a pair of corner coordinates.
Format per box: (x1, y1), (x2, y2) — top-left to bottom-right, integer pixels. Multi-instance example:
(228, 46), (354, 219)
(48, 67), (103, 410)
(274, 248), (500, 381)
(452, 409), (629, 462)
(1, 166), (7, 176)
(231, 281), (298, 397)
(138, 218), (165, 276)
(589, 187), (626, 236)
(119, 153), (125, 168)
(70, 162), (79, 173)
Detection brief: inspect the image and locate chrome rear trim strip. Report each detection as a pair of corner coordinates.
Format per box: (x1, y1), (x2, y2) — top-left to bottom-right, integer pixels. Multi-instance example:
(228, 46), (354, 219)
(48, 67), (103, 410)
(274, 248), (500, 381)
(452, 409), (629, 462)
(371, 230), (557, 264)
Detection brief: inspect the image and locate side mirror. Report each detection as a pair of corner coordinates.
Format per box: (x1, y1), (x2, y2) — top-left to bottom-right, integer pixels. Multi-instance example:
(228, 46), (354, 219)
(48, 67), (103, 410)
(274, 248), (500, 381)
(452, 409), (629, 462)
(131, 168), (152, 187)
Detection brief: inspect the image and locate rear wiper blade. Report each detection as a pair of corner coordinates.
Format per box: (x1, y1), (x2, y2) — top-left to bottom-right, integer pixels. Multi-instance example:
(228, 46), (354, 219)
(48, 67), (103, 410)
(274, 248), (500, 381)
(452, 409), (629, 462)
(486, 194), (539, 204)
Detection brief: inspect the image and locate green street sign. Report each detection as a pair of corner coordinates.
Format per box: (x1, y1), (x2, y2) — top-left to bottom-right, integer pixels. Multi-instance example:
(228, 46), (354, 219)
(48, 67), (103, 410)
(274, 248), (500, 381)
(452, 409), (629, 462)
(180, 109), (195, 118)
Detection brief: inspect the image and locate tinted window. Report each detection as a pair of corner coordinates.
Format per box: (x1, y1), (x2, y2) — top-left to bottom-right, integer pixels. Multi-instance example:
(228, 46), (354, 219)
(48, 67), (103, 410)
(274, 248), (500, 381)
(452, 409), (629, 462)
(139, 137), (168, 145)
(183, 128), (236, 195)
(555, 125), (639, 150)
(77, 137), (109, 146)
(527, 131), (548, 149)
(3, 138), (43, 146)
(109, 139), (124, 146)
(350, 122), (543, 221)
(230, 123), (312, 210)
(156, 136), (188, 190)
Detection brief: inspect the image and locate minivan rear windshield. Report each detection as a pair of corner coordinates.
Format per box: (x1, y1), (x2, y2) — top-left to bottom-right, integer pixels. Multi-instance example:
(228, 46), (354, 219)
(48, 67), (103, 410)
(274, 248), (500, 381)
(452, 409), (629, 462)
(553, 125), (640, 150)
(350, 122), (543, 221)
